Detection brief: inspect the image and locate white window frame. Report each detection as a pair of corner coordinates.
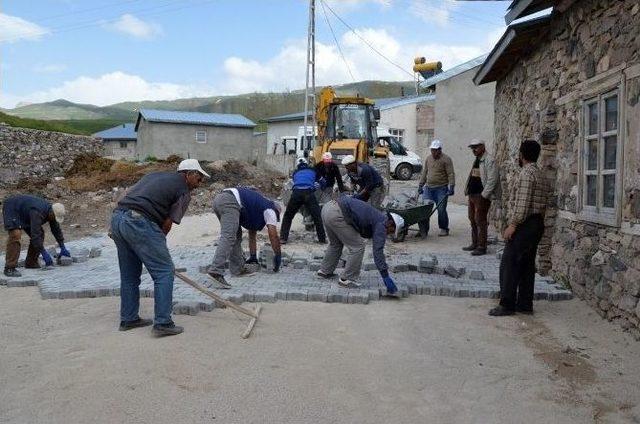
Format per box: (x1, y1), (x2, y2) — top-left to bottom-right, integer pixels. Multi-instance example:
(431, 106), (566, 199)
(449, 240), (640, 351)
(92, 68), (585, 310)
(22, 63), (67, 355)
(389, 128), (405, 144)
(195, 130), (207, 144)
(578, 88), (624, 227)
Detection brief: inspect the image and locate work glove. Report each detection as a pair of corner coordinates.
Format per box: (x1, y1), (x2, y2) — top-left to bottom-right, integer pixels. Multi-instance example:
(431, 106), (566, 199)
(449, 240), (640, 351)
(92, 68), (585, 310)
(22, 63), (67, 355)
(318, 177), (327, 190)
(448, 185), (455, 196)
(273, 254), (282, 273)
(418, 186), (424, 195)
(246, 254), (259, 265)
(41, 249), (54, 267)
(382, 276), (398, 294)
(314, 182), (321, 190)
(59, 245), (71, 257)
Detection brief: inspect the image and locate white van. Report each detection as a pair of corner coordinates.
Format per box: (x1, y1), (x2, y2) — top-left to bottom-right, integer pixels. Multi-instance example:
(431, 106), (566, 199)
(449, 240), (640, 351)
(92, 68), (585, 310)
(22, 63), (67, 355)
(377, 126), (423, 180)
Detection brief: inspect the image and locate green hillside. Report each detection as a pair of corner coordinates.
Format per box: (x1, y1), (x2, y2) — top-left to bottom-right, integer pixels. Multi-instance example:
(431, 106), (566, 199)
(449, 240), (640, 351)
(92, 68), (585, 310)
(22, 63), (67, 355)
(4, 80), (415, 124)
(0, 112), (124, 135)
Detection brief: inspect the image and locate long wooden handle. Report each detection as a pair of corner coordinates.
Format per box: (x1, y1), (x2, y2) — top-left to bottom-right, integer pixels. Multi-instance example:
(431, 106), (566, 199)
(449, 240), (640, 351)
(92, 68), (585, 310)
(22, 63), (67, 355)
(174, 271), (258, 318)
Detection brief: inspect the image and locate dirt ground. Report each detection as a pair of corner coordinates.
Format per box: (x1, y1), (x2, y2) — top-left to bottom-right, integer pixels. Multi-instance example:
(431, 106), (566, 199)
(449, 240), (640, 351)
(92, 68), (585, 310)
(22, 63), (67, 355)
(2, 198), (640, 423)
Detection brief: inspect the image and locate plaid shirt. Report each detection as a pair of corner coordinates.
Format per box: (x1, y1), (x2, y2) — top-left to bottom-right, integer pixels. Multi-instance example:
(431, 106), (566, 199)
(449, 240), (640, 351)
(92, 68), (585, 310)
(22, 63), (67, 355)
(508, 163), (547, 226)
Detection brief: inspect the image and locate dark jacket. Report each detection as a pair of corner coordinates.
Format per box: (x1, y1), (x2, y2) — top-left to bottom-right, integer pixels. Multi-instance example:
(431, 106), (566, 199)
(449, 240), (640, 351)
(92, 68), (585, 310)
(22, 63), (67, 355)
(2, 194), (64, 252)
(337, 195), (389, 277)
(237, 187), (279, 231)
(348, 163), (383, 193)
(292, 167), (317, 190)
(314, 162), (346, 192)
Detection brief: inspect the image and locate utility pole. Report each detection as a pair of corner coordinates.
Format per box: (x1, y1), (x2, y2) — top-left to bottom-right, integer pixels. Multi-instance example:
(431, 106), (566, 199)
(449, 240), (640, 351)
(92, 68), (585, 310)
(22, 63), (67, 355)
(302, 0), (316, 157)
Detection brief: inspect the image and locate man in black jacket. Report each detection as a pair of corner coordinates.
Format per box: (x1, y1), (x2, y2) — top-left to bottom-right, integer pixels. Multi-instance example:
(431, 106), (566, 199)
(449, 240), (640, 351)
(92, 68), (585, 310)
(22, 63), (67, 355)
(3, 194), (68, 277)
(314, 152), (345, 201)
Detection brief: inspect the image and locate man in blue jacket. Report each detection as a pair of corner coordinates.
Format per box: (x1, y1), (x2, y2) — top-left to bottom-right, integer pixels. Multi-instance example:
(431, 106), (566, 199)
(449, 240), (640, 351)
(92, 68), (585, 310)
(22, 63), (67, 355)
(208, 186), (282, 288)
(342, 155), (385, 209)
(317, 194), (404, 297)
(3, 194), (68, 277)
(280, 158), (326, 244)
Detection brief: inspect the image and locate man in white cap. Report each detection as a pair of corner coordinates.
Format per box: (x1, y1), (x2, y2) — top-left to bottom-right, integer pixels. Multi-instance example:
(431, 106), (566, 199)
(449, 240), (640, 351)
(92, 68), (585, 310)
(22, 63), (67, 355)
(314, 152), (346, 202)
(207, 186), (283, 288)
(342, 155), (385, 209)
(111, 158), (208, 336)
(418, 139), (455, 236)
(317, 194), (404, 297)
(463, 139), (499, 256)
(2, 194), (69, 277)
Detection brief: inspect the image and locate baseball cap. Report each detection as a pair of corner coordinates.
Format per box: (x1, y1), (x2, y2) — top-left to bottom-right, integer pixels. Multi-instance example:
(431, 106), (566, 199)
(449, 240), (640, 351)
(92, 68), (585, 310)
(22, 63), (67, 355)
(341, 155), (356, 166)
(430, 139), (442, 149)
(468, 139), (486, 147)
(177, 159), (210, 178)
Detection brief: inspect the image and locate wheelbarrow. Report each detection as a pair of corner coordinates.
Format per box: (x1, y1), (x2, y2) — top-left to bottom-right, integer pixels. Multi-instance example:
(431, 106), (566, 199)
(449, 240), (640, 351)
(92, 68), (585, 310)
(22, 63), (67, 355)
(386, 193), (446, 242)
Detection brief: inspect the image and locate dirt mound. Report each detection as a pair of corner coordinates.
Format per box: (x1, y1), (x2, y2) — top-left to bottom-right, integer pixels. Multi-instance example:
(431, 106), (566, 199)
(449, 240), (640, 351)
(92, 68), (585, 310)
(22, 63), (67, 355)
(65, 154), (115, 177)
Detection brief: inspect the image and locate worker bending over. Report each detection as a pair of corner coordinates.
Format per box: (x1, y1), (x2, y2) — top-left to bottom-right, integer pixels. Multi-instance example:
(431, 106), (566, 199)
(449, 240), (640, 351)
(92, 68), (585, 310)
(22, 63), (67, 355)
(280, 158), (326, 244)
(111, 159), (208, 336)
(314, 152), (346, 202)
(342, 155), (385, 209)
(317, 194), (404, 297)
(208, 187), (282, 288)
(2, 194), (68, 277)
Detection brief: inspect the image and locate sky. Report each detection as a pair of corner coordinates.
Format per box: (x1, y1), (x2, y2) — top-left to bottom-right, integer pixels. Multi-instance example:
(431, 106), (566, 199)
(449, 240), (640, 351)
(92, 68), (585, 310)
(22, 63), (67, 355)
(0, 0), (510, 109)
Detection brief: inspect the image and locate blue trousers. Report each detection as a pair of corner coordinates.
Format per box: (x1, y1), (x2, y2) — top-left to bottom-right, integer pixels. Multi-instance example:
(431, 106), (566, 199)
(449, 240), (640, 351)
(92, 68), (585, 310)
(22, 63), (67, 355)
(423, 185), (449, 232)
(110, 209), (174, 325)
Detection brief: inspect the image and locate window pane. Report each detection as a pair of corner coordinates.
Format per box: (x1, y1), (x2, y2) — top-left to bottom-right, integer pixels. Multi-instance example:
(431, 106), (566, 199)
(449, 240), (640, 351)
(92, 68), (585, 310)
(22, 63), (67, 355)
(586, 175), (597, 206)
(605, 96), (618, 131)
(587, 103), (598, 135)
(604, 136), (617, 169)
(602, 174), (615, 208)
(587, 139), (598, 170)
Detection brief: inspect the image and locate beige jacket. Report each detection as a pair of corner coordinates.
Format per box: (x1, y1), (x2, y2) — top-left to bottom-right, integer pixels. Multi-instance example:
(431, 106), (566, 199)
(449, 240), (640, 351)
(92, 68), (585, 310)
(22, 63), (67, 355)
(418, 153), (455, 188)
(464, 152), (500, 200)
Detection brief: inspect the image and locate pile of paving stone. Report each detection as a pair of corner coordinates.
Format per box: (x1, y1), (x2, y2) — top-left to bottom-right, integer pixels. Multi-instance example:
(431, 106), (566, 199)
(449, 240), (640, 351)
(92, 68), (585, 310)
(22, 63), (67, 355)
(384, 190), (432, 210)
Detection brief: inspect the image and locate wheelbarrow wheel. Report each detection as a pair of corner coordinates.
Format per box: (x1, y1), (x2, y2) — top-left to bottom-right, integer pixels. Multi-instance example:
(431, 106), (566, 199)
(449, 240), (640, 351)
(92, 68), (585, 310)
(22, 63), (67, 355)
(393, 226), (408, 242)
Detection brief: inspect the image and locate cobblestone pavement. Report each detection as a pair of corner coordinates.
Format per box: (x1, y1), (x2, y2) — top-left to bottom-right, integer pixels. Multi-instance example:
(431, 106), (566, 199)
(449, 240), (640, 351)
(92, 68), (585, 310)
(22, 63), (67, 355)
(0, 232), (573, 315)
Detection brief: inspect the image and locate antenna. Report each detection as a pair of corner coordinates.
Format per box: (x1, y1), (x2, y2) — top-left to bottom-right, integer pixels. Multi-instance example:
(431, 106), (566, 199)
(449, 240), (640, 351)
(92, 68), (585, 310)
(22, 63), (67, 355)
(302, 0), (316, 155)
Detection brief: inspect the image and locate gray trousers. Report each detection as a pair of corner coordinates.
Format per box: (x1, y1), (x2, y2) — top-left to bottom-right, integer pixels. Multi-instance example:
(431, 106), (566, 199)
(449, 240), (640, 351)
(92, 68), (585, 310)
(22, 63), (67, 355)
(320, 200), (365, 281)
(209, 191), (245, 276)
(368, 186), (385, 209)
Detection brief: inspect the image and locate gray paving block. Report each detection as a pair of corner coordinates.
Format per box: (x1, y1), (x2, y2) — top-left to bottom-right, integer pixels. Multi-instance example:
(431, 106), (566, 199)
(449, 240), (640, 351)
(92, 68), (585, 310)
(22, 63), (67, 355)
(444, 265), (464, 279)
(469, 270), (485, 280)
(254, 291), (277, 303)
(307, 290), (328, 302)
(363, 262), (377, 271)
(348, 292), (369, 304)
(173, 301), (200, 315)
(89, 247), (102, 258)
(286, 291), (308, 301)
(308, 262), (321, 272)
(57, 257), (73, 266)
(7, 279), (39, 288)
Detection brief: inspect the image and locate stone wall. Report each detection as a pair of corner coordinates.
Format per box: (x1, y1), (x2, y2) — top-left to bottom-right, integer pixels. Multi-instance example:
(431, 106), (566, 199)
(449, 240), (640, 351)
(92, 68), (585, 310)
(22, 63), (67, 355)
(0, 125), (103, 186)
(492, 0), (640, 336)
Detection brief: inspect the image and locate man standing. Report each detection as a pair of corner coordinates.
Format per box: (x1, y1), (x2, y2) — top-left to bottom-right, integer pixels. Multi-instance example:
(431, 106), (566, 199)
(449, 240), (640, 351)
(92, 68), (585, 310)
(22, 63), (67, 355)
(418, 139), (455, 236)
(342, 155), (385, 209)
(280, 158), (326, 244)
(489, 140), (547, 316)
(317, 194), (404, 298)
(2, 195), (68, 277)
(463, 139), (499, 256)
(111, 159), (208, 336)
(208, 187), (282, 288)
(314, 152), (346, 202)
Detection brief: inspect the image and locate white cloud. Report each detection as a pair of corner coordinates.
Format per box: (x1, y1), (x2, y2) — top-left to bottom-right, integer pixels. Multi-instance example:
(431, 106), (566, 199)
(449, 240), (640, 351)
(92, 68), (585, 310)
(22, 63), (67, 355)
(409, 0), (458, 27)
(33, 64), (68, 73)
(217, 27), (485, 95)
(1, 71), (209, 108)
(0, 13), (49, 43)
(485, 26), (507, 51)
(102, 14), (162, 40)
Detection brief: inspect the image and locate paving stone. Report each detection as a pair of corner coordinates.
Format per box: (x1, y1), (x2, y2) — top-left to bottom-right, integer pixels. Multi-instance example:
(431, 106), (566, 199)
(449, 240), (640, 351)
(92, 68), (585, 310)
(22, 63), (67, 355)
(72, 256), (89, 263)
(89, 247), (102, 258)
(293, 260), (306, 269)
(307, 290), (328, 302)
(308, 262), (322, 272)
(173, 301), (200, 315)
(444, 265), (465, 279)
(469, 270), (485, 280)
(286, 291), (308, 301)
(363, 262), (377, 271)
(58, 257), (73, 266)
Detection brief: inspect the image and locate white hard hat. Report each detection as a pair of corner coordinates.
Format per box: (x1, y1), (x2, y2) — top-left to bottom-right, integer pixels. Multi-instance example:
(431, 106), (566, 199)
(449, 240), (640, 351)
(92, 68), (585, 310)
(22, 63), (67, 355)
(52, 203), (66, 224)
(322, 152), (333, 162)
(468, 139), (485, 147)
(389, 212), (405, 239)
(430, 139), (442, 149)
(177, 159), (210, 178)
(341, 154), (356, 166)
(297, 157), (308, 165)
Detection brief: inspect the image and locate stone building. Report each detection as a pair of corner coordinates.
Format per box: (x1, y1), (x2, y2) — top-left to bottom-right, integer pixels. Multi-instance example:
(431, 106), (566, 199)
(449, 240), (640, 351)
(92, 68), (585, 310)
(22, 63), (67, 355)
(473, 0), (640, 336)
(421, 55), (495, 204)
(135, 109), (256, 162)
(93, 123), (136, 160)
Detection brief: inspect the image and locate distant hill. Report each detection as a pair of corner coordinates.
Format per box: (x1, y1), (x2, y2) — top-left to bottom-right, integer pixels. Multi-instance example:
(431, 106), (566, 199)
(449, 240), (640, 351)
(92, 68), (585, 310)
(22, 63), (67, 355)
(4, 80), (415, 123)
(0, 111), (127, 135)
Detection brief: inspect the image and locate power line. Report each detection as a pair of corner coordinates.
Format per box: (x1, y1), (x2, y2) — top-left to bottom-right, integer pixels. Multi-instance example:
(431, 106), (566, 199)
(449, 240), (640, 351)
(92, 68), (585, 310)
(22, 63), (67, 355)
(320, 0), (415, 79)
(319, 0), (356, 82)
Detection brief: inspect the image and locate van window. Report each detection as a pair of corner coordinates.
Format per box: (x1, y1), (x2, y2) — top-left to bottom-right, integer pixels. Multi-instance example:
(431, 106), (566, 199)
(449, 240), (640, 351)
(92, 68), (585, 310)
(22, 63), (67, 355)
(389, 139), (407, 155)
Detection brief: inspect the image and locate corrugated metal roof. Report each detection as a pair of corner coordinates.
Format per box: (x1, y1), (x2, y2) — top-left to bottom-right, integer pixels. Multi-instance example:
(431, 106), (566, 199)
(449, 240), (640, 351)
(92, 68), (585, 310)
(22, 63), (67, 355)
(92, 123), (137, 140)
(136, 109), (256, 129)
(420, 54), (489, 88)
(265, 94), (434, 123)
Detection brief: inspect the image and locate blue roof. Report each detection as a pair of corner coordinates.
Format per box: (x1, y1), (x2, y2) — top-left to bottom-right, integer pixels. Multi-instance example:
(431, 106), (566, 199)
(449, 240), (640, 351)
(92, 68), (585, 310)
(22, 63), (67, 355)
(136, 109), (256, 130)
(265, 94), (434, 122)
(420, 54), (490, 88)
(93, 123), (137, 140)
